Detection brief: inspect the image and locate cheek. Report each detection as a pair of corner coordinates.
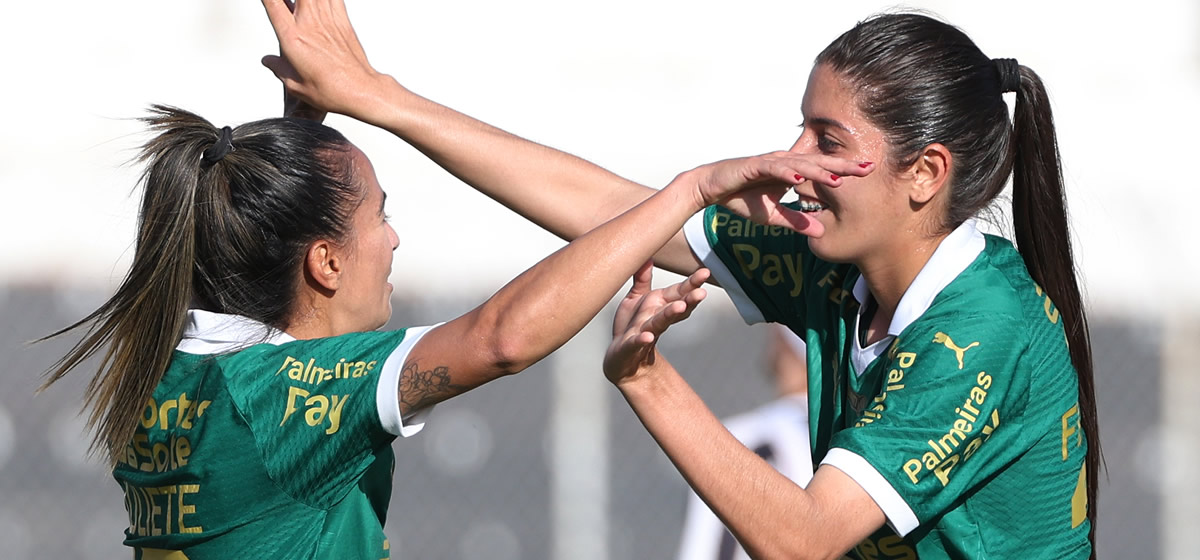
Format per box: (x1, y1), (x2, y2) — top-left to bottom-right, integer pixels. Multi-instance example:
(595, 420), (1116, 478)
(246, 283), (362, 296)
(856, 136), (888, 163)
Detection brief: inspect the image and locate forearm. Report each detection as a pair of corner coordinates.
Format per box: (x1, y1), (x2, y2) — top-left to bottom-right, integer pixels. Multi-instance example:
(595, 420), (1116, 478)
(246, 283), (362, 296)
(466, 177), (703, 374)
(346, 75), (702, 275)
(355, 77), (649, 231)
(618, 361), (845, 560)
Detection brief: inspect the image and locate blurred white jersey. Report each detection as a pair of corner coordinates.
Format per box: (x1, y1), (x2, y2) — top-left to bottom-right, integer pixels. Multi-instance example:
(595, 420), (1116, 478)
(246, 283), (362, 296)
(676, 394), (813, 560)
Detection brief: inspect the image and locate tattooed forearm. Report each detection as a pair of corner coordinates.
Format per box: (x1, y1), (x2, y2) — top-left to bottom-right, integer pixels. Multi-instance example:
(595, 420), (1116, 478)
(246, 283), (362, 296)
(398, 360), (469, 416)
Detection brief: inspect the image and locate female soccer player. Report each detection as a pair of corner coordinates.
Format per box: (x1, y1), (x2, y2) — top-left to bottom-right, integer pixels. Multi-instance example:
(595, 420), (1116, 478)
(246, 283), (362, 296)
(40, 27), (866, 560)
(260, 1), (1098, 558)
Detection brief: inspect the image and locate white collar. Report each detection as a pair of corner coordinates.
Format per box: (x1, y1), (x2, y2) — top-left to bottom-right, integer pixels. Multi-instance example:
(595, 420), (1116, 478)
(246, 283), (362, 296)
(851, 219), (986, 337)
(175, 309), (295, 355)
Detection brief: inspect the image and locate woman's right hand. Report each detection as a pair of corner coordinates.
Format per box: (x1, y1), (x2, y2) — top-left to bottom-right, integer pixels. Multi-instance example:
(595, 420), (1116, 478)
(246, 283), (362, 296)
(678, 152), (874, 238)
(603, 261), (709, 388)
(260, 0), (392, 122)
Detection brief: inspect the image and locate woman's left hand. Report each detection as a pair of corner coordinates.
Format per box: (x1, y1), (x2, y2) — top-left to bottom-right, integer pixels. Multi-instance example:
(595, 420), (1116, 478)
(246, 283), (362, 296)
(603, 262), (709, 387)
(677, 151), (874, 238)
(261, 0), (387, 122)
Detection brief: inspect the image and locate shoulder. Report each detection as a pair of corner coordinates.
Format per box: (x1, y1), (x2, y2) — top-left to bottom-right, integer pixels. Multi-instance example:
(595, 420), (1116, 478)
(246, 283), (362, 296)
(213, 330), (412, 389)
(920, 235), (1050, 333)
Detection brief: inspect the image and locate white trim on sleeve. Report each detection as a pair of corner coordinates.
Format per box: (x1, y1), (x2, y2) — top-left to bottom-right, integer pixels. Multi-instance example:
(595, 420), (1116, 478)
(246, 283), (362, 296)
(821, 447), (920, 537)
(683, 211), (766, 324)
(376, 324), (443, 438)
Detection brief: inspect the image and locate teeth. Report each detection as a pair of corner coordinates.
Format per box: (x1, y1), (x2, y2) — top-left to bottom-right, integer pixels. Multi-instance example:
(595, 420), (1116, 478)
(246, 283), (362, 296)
(797, 199), (826, 212)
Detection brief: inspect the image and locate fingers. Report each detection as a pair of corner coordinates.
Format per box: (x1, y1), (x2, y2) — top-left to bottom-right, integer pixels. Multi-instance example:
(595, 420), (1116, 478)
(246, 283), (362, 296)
(765, 205), (825, 237)
(629, 260), (654, 298)
(261, 0), (294, 38)
(660, 267), (710, 304)
(612, 261), (656, 337)
(781, 153), (874, 189)
(642, 287), (707, 339)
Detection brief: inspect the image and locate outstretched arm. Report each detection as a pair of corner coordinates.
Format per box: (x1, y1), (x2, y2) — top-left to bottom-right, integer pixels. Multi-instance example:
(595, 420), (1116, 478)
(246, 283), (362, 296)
(259, 0), (872, 275)
(260, 0), (874, 415)
(394, 151), (840, 415)
(260, 0), (696, 273)
(604, 270), (886, 559)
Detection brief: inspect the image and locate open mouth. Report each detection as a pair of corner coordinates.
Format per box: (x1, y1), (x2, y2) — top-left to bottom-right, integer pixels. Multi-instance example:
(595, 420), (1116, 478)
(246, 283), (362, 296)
(796, 198), (827, 213)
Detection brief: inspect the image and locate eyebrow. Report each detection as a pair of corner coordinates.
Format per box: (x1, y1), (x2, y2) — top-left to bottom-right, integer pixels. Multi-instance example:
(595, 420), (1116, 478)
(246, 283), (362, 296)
(800, 117), (852, 133)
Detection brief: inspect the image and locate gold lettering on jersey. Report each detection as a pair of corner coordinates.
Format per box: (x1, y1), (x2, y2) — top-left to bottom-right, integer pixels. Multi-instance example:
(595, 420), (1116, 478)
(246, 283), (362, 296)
(1034, 285), (1061, 324)
(853, 534), (917, 560)
(121, 481), (203, 537)
(139, 394), (211, 431)
(280, 386), (349, 435)
(932, 332), (979, 370)
(817, 269), (851, 305)
(713, 212), (792, 239)
(728, 244), (805, 297)
(1071, 464), (1088, 528)
(275, 355), (377, 387)
(139, 548), (192, 560)
(902, 371), (999, 486)
(854, 352), (915, 428)
(1061, 403), (1082, 460)
(121, 394), (210, 473)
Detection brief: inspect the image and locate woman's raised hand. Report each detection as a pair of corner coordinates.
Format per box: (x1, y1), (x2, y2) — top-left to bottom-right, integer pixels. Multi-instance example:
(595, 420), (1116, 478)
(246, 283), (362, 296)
(261, 0), (387, 122)
(679, 152), (874, 238)
(603, 262), (710, 387)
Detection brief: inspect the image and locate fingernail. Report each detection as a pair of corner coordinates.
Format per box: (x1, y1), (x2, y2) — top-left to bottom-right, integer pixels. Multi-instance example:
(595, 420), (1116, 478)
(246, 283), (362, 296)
(859, 162), (873, 168)
(794, 174), (804, 181)
(831, 174), (840, 181)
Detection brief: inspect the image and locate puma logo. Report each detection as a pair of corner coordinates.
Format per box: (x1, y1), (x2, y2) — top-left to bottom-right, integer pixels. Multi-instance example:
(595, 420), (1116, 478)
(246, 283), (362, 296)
(932, 332), (979, 370)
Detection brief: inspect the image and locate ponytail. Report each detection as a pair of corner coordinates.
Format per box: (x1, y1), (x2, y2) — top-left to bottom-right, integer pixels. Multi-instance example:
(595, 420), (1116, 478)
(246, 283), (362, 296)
(40, 106), (360, 463)
(1010, 66), (1101, 552)
(40, 107), (212, 461)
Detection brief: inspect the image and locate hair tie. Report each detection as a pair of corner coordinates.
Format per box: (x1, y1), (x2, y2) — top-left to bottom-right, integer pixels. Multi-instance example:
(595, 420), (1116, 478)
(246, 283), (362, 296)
(992, 58), (1021, 94)
(201, 126), (235, 165)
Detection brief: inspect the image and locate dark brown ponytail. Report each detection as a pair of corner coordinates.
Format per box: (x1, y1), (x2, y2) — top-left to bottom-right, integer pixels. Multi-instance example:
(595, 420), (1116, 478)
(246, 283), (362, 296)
(40, 106), (360, 462)
(1010, 66), (1101, 551)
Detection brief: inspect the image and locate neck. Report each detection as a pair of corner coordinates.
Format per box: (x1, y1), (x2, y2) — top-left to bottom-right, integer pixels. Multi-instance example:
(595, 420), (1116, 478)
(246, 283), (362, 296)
(282, 294), (339, 340)
(856, 230), (949, 338)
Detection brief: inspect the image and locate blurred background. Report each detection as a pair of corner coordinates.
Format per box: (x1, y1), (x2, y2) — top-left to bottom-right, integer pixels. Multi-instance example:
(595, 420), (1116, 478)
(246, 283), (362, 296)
(1, 0), (1195, 558)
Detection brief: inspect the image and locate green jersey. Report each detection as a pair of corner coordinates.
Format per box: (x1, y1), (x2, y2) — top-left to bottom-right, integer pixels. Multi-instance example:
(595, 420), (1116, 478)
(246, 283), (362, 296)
(684, 207), (1091, 559)
(113, 310), (435, 560)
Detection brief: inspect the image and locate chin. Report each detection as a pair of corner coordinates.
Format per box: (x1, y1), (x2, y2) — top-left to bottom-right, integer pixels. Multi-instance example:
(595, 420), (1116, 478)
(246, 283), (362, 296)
(374, 304), (394, 330)
(807, 236), (853, 265)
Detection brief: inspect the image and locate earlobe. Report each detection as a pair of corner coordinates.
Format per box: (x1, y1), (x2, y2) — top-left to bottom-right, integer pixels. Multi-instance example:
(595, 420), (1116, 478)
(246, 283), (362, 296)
(306, 241), (341, 292)
(909, 143), (952, 204)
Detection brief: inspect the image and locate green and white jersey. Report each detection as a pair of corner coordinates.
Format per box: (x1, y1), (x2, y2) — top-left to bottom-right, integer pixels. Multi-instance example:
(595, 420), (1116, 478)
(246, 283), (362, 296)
(683, 207), (1091, 559)
(113, 310), (436, 560)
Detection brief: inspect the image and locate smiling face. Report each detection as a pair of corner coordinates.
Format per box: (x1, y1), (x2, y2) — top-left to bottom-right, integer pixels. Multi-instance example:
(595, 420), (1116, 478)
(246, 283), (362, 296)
(332, 146), (399, 332)
(789, 64), (921, 265)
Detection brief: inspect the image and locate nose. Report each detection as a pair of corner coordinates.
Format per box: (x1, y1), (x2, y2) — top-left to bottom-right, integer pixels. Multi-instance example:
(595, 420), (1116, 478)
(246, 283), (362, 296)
(788, 133), (816, 155)
(387, 222), (399, 251)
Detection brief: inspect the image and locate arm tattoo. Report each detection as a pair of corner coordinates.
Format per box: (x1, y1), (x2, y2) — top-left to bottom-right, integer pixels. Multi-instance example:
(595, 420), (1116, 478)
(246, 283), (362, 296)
(398, 360), (468, 416)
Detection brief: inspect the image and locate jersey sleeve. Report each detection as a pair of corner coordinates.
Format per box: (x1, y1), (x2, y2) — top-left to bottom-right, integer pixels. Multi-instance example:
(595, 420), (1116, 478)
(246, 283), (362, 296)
(683, 205), (841, 328)
(221, 326), (436, 508)
(820, 313), (1033, 535)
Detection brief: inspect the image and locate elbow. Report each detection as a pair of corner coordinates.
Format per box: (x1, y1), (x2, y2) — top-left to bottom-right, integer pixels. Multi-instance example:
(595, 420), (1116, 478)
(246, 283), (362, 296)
(466, 315), (539, 377)
(487, 334), (536, 376)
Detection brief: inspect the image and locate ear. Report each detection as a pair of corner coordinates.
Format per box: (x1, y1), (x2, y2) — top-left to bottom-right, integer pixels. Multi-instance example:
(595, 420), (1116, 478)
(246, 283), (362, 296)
(305, 240), (343, 292)
(907, 143), (952, 204)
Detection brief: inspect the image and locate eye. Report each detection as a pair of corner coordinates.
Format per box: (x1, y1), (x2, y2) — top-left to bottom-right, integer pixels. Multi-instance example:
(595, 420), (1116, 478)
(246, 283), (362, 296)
(817, 134), (841, 154)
